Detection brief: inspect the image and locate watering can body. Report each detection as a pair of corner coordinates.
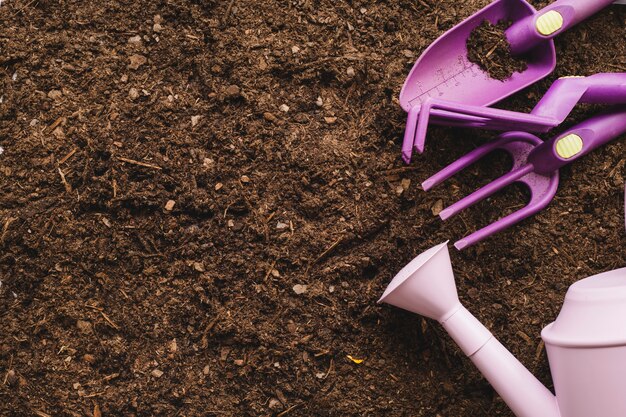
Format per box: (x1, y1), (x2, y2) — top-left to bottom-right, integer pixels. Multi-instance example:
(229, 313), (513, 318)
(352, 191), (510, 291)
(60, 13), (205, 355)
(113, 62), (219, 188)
(379, 242), (626, 417)
(546, 344), (626, 416)
(542, 267), (626, 417)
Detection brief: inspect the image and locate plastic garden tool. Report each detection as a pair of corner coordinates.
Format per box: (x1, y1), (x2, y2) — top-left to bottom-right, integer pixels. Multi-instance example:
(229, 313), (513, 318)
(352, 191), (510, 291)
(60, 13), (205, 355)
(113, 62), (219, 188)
(422, 105), (626, 250)
(400, 0), (618, 157)
(402, 73), (626, 162)
(379, 241), (626, 417)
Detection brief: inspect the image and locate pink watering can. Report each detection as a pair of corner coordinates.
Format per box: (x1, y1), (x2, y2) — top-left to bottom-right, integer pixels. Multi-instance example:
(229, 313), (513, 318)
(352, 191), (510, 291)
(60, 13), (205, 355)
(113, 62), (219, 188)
(379, 242), (626, 417)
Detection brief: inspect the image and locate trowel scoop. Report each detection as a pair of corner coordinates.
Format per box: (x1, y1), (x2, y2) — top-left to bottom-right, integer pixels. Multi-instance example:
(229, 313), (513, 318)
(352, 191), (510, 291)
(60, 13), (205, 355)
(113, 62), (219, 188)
(400, 0), (617, 156)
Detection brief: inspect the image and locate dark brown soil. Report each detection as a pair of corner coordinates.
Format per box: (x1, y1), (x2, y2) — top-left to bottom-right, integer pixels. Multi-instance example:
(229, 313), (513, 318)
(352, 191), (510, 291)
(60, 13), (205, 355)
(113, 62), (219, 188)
(0, 1), (625, 416)
(467, 20), (528, 80)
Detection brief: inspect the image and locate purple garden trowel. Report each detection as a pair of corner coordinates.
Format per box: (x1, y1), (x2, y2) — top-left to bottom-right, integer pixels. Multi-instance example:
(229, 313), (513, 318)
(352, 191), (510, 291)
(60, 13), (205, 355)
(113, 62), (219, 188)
(400, 0), (617, 160)
(423, 105), (626, 250)
(403, 73), (626, 161)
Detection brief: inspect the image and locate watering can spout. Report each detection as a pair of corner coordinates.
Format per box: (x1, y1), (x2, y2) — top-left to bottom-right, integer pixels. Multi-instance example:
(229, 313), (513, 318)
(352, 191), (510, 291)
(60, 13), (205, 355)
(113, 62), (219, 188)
(379, 243), (560, 417)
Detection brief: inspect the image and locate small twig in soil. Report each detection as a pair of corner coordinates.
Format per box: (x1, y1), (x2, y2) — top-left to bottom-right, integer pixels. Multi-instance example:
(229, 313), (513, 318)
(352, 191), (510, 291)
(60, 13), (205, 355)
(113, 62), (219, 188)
(264, 260), (277, 281)
(514, 275), (537, 295)
(57, 167), (72, 193)
(277, 403), (302, 417)
(11, 0), (37, 16)
(314, 350), (329, 358)
(313, 299), (332, 310)
(222, 0), (236, 25)
(93, 403), (102, 417)
(306, 234), (345, 273)
(608, 157), (625, 178)
(503, 202), (525, 212)
(223, 202), (233, 218)
(201, 317), (220, 349)
(516, 331), (532, 345)
(100, 312), (119, 329)
(322, 358), (334, 380)
(58, 148), (77, 164)
(607, 63), (626, 71)
(534, 340), (545, 364)
(103, 373), (120, 382)
(2, 354), (13, 385)
(417, 0), (431, 9)
(46, 116), (65, 133)
(116, 157), (162, 170)
(485, 39), (504, 58)
(1, 217), (16, 246)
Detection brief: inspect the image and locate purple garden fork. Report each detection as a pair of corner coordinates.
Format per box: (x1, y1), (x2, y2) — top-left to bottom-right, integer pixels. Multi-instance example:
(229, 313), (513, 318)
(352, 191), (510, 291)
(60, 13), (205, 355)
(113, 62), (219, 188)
(403, 73), (626, 162)
(423, 105), (626, 250)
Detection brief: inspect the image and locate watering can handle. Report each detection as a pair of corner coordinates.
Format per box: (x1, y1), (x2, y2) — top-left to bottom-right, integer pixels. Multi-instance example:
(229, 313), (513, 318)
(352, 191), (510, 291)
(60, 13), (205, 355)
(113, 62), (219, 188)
(528, 106), (626, 176)
(506, 0), (616, 55)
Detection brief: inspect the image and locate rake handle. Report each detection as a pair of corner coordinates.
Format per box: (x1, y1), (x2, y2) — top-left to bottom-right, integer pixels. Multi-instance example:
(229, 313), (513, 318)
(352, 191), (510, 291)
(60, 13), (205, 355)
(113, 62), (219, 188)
(532, 73), (626, 119)
(506, 0), (615, 55)
(578, 73), (626, 105)
(528, 106), (626, 176)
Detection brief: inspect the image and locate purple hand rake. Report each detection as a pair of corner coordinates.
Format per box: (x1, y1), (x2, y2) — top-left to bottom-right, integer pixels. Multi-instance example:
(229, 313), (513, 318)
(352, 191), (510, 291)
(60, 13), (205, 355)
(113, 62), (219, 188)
(403, 73), (626, 162)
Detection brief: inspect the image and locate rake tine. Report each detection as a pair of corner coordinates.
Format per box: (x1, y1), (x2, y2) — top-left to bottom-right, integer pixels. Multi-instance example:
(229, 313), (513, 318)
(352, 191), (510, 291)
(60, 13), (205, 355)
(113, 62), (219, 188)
(403, 98), (557, 162)
(402, 106), (420, 163)
(408, 103), (498, 158)
(429, 118), (549, 131)
(429, 113), (556, 132)
(407, 100), (557, 160)
(430, 108), (492, 123)
(438, 164), (534, 221)
(471, 119), (555, 132)
(427, 98), (558, 127)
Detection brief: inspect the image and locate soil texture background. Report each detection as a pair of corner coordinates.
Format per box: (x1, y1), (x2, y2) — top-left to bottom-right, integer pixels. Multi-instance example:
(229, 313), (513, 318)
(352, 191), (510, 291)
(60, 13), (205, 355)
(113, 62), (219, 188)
(1, 1), (625, 416)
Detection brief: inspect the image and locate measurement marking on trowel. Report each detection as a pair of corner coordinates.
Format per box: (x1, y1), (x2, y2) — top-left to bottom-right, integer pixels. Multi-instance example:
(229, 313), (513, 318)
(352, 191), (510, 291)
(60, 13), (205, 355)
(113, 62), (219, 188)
(409, 63), (481, 106)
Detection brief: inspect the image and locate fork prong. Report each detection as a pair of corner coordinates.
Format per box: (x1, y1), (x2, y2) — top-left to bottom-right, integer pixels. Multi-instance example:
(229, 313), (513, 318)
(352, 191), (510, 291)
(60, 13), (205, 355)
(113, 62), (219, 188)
(439, 164), (534, 220)
(453, 174), (558, 250)
(453, 202), (544, 250)
(422, 135), (518, 191)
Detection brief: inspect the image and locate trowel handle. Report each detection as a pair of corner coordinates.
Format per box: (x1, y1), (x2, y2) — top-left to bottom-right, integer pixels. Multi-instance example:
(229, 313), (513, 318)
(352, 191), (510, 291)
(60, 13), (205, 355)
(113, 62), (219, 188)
(528, 106), (626, 176)
(506, 0), (615, 55)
